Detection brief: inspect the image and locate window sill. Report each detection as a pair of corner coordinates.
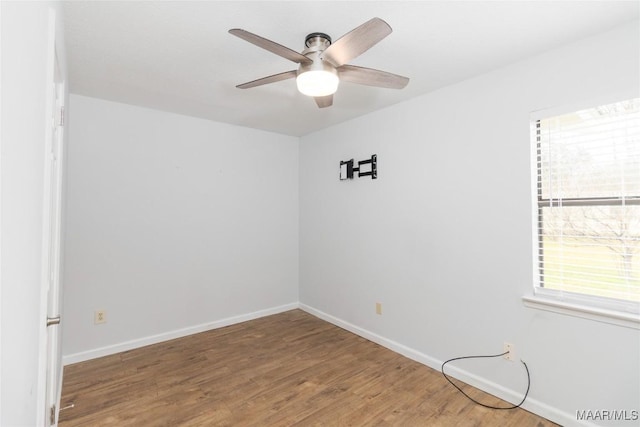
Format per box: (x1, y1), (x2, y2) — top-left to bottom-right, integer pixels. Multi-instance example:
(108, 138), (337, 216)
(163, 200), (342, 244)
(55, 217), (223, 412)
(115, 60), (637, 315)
(522, 295), (640, 330)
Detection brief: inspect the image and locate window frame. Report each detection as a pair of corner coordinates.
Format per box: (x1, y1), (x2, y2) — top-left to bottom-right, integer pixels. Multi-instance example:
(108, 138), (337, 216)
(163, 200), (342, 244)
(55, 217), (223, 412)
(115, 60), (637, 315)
(526, 97), (640, 329)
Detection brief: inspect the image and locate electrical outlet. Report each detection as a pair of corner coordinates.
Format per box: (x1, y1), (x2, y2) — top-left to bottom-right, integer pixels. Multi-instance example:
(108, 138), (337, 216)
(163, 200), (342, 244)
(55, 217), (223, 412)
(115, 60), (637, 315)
(503, 342), (515, 361)
(94, 310), (106, 324)
(375, 302), (382, 315)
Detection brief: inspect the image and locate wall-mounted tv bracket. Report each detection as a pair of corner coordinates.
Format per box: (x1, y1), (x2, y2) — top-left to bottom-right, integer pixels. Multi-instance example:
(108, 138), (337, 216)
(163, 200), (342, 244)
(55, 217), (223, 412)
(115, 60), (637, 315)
(340, 154), (377, 180)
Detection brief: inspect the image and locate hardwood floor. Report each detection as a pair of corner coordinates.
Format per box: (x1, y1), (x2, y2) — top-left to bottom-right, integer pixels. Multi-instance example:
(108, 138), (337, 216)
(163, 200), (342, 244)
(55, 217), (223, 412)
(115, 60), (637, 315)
(59, 310), (556, 426)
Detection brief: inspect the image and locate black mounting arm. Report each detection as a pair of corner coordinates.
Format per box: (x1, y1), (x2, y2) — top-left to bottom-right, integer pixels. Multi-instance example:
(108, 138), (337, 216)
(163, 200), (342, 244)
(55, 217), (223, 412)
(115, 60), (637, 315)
(340, 154), (377, 180)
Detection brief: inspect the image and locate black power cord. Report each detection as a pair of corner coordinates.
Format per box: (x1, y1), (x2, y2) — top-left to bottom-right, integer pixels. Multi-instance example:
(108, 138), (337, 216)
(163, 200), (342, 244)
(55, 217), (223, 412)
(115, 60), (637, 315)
(441, 351), (530, 410)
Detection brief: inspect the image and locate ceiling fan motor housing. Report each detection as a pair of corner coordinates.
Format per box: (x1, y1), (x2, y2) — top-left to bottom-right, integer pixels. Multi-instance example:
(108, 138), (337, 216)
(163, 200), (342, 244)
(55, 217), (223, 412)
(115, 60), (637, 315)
(297, 49), (337, 75)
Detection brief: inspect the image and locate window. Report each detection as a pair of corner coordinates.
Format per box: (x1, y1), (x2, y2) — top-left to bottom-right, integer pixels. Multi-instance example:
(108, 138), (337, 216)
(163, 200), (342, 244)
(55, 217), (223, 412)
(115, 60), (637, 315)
(532, 98), (640, 318)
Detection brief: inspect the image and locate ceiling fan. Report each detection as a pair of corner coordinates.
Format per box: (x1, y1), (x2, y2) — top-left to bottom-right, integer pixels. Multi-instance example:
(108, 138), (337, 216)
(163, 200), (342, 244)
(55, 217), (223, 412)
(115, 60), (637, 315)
(229, 18), (409, 108)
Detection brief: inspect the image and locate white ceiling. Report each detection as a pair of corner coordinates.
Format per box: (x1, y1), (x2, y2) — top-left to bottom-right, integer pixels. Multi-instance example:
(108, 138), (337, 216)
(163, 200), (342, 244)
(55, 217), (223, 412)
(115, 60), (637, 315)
(62, 1), (639, 136)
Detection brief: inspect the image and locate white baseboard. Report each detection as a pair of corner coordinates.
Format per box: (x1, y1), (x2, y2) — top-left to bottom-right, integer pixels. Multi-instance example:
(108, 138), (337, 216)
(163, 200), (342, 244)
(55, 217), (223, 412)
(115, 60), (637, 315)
(62, 302), (299, 366)
(299, 303), (588, 427)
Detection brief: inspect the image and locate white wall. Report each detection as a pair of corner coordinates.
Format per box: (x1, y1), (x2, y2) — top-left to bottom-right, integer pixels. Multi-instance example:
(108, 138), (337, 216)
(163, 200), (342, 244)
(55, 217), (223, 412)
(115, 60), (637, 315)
(62, 95), (299, 360)
(299, 21), (639, 427)
(1, 1), (66, 425)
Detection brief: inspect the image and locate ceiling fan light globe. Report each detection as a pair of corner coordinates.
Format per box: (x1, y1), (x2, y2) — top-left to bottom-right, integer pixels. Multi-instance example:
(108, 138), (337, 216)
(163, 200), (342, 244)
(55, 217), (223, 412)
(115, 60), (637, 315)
(296, 70), (339, 97)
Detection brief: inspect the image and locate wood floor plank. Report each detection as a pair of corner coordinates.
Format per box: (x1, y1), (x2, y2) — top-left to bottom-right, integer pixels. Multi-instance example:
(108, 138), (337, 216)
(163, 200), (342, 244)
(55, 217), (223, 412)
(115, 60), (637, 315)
(59, 310), (557, 426)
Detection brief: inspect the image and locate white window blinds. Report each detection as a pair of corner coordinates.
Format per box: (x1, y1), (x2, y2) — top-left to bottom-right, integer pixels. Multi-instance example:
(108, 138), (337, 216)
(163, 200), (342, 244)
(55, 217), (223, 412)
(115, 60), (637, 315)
(534, 98), (640, 312)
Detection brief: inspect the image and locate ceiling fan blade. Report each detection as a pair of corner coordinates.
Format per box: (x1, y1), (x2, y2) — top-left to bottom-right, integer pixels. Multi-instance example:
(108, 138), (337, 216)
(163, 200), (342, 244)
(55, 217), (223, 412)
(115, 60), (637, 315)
(337, 65), (409, 89)
(314, 95), (333, 108)
(229, 29), (312, 64)
(321, 18), (392, 67)
(236, 70), (297, 89)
